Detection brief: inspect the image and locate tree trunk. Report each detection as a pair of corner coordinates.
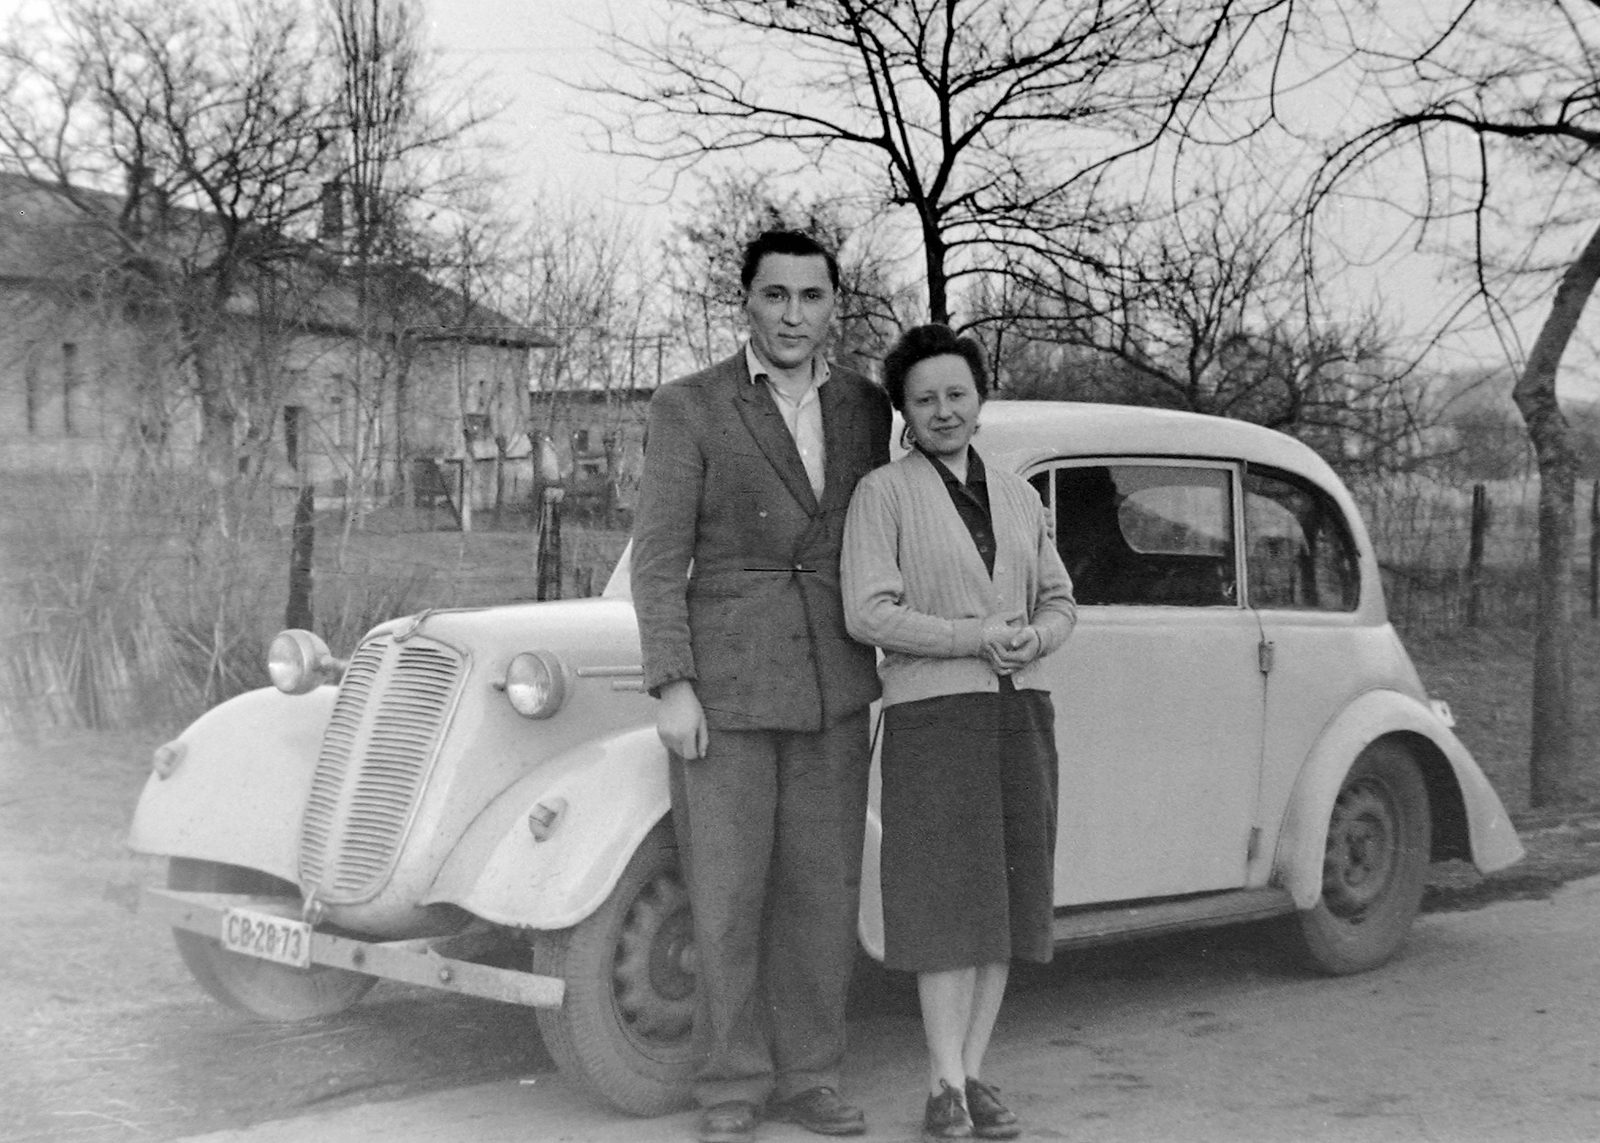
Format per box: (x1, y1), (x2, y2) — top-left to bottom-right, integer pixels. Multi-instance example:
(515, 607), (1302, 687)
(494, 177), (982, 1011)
(1511, 221), (1600, 806)
(923, 218), (950, 326)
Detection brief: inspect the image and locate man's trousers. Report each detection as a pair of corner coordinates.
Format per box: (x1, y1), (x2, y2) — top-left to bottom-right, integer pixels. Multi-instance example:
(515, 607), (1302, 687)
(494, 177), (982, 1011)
(667, 710), (872, 1108)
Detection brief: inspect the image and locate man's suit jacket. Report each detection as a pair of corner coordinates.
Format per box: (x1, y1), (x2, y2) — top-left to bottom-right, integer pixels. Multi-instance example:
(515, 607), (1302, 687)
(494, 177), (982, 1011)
(631, 350), (892, 732)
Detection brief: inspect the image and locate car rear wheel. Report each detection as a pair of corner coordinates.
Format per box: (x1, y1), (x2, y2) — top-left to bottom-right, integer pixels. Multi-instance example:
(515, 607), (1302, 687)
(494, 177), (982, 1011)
(168, 858), (375, 1020)
(529, 819), (700, 1116)
(1279, 740), (1432, 975)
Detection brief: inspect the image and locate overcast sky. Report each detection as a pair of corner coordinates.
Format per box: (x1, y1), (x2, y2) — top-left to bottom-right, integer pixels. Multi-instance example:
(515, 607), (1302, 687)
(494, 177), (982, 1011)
(0, 0), (1594, 399)
(424, 0), (674, 214)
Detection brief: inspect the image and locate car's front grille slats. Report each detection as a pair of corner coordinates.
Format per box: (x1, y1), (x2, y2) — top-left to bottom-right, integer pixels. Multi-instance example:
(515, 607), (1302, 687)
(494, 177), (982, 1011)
(298, 635), (464, 902)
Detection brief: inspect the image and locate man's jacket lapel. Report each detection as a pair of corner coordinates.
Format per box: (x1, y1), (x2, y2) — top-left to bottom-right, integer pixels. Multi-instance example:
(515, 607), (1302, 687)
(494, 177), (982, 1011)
(733, 363), (822, 515)
(819, 379), (859, 514)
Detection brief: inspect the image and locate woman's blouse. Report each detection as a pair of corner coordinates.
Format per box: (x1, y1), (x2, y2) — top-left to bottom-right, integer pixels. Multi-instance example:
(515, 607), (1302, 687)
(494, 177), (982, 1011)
(923, 446), (997, 575)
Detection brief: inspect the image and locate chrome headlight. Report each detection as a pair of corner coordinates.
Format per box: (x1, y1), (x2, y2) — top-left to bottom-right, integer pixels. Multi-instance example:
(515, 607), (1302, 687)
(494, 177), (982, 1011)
(267, 629), (340, 695)
(503, 651), (569, 719)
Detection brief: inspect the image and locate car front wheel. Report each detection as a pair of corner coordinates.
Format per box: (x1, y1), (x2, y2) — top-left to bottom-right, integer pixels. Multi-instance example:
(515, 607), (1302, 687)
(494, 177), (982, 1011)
(529, 819), (701, 1116)
(1280, 740), (1432, 975)
(167, 858), (376, 1020)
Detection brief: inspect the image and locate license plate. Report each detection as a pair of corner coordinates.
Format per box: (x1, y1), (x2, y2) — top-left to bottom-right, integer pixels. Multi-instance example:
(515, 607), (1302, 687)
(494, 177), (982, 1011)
(220, 907), (313, 969)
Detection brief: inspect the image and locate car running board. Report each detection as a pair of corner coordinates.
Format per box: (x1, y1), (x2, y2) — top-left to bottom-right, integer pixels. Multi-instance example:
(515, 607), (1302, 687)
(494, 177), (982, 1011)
(1053, 887), (1297, 949)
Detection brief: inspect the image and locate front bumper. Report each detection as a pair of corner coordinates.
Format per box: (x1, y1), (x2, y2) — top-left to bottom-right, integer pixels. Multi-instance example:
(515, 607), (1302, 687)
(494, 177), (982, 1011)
(143, 887), (565, 1008)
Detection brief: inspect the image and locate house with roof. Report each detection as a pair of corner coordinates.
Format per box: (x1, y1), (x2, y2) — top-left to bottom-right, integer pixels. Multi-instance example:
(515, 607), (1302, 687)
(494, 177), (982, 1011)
(0, 173), (553, 517)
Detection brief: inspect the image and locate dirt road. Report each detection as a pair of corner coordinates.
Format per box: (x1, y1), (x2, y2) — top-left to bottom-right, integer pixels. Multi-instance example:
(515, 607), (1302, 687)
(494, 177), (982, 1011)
(8, 730), (1600, 1143)
(151, 876), (1600, 1143)
(147, 870), (1600, 1139)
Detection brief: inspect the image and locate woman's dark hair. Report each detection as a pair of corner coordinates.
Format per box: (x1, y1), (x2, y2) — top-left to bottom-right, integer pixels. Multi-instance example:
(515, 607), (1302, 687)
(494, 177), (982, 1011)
(881, 323), (989, 412)
(740, 229), (841, 291)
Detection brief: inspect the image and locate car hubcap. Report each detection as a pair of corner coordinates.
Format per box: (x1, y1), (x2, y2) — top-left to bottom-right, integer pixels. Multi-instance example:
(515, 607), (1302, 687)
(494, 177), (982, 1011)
(612, 869), (697, 1047)
(1322, 779), (1399, 919)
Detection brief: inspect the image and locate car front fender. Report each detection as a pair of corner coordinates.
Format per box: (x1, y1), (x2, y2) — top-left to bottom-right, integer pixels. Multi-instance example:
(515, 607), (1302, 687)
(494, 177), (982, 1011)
(1272, 688), (1524, 909)
(424, 726), (672, 930)
(126, 685), (335, 883)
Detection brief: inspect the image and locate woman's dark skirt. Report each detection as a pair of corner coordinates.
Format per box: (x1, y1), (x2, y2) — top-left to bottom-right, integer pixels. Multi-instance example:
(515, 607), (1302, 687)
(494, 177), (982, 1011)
(880, 685), (1059, 973)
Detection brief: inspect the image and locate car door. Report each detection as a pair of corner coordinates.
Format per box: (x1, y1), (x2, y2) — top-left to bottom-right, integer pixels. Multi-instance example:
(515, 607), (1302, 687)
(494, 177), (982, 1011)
(1239, 463), (1372, 828)
(1029, 459), (1267, 906)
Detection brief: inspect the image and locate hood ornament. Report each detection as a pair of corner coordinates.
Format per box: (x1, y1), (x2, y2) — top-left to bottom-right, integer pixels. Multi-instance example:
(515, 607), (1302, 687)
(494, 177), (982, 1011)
(394, 608), (435, 643)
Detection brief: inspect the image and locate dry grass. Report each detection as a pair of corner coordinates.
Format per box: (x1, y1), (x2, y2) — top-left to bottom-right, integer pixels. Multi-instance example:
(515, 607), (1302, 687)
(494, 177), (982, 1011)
(1402, 620), (1600, 813)
(0, 470), (629, 735)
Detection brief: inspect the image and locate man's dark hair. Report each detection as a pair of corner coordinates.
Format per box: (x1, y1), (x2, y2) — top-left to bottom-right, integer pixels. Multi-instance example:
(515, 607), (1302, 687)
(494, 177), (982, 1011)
(881, 323), (990, 412)
(740, 229), (841, 292)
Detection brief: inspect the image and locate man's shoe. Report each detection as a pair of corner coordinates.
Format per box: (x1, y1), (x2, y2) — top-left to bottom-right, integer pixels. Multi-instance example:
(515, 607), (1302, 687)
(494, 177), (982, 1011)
(921, 1079), (973, 1141)
(964, 1078), (1021, 1140)
(767, 1086), (867, 1136)
(697, 1100), (759, 1143)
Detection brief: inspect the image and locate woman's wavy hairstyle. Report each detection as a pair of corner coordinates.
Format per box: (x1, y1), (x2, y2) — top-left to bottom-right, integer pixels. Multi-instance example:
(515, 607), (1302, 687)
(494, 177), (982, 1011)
(881, 323), (989, 412)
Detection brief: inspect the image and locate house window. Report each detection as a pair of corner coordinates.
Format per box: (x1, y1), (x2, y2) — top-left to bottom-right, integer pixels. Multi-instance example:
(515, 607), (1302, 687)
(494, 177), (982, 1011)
(61, 342), (78, 435)
(574, 428), (591, 453)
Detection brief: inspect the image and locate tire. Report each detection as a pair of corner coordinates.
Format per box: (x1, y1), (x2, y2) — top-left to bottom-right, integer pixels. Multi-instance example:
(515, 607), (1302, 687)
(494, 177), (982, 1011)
(1279, 740), (1432, 975)
(167, 858), (375, 1021)
(530, 820), (701, 1116)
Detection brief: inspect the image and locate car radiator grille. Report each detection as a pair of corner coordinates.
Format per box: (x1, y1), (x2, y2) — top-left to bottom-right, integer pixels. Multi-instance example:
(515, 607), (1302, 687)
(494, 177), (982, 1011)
(298, 634), (464, 902)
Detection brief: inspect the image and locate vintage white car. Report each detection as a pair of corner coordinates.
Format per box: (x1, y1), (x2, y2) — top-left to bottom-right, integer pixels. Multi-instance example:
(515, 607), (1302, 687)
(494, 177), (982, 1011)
(131, 401), (1524, 1116)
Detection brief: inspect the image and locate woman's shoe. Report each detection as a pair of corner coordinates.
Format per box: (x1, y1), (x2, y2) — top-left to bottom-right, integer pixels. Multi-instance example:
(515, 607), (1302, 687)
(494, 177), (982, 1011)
(922, 1079), (973, 1141)
(964, 1078), (1021, 1140)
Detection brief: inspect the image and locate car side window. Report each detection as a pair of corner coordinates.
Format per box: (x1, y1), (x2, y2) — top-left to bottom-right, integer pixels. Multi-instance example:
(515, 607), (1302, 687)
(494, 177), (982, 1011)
(1048, 464), (1238, 606)
(1243, 467), (1360, 611)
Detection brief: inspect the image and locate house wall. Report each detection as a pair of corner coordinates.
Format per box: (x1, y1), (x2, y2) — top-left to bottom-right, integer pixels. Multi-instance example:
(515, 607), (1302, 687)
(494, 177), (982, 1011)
(0, 284), (531, 516)
(0, 284), (203, 472)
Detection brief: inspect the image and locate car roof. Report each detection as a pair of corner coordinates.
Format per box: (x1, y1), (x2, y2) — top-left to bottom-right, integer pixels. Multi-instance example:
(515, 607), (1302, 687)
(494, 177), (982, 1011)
(972, 400), (1341, 488)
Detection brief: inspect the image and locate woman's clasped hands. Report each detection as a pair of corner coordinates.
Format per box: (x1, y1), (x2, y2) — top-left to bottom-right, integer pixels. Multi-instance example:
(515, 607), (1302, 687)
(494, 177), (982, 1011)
(979, 612), (1041, 676)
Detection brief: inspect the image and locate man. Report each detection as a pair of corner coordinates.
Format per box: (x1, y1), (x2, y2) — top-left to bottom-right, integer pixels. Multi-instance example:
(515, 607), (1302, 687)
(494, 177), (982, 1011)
(631, 230), (891, 1143)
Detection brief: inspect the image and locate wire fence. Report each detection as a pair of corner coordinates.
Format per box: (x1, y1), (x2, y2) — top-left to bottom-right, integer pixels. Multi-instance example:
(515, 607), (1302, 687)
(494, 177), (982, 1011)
(2, 467), (1596, 735)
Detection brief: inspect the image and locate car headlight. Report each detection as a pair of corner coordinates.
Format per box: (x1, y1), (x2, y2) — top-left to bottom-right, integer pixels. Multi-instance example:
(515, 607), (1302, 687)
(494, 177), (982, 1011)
(502, 651), (569, 719)
(267, 629), (340, 695)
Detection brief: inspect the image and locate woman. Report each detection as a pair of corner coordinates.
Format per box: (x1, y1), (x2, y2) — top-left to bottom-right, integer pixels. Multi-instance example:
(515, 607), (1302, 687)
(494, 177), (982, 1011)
(842, 324), (1075, 1142)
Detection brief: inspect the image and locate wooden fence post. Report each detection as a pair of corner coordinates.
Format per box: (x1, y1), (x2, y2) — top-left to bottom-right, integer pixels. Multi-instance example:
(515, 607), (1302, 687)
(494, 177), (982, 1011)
(286, 483), (315, 630)
(1466, 482), (1488, 627)
(536, 486), (565, 601)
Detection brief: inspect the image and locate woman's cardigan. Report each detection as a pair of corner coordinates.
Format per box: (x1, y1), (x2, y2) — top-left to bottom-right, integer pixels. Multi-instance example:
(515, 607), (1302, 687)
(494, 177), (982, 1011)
(841, 447), (1076, 708)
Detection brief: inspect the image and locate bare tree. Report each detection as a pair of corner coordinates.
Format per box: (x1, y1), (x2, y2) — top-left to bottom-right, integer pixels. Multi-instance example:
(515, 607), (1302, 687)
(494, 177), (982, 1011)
(986, 183), (1415, 469)
(582, 0), (1296, 326)
(508, 199), (661, 519)
(1302, 0), (1600, 805)
(662, 172), (907, 372)
(322, 0), (489, 513)
(0, 0), (333, 480)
